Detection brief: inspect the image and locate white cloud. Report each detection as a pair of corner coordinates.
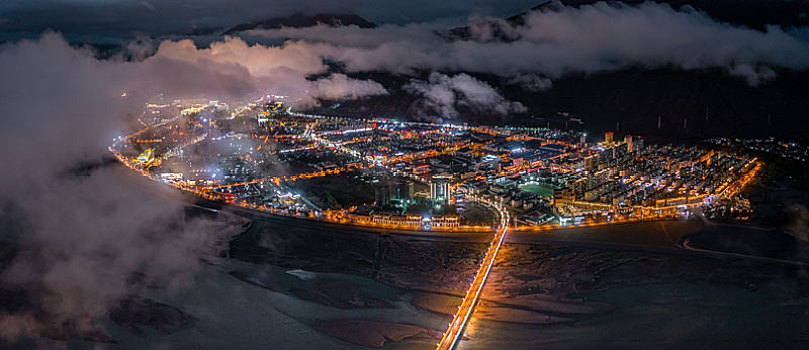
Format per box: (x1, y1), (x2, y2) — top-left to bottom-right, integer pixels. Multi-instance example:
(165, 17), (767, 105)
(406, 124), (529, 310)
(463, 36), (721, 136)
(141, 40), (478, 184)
(0, 31), (387, 340)
(404, 72), (525, 121)
(507, 74), (553, 91)
(307, 73), (388, 101)
(0, 32), (245, 340)
(248, 2), (809, 84)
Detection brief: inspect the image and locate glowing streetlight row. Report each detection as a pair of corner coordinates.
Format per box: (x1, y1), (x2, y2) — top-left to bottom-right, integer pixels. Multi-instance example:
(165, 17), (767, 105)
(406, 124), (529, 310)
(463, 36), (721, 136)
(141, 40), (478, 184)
(436, 196), (509, 350)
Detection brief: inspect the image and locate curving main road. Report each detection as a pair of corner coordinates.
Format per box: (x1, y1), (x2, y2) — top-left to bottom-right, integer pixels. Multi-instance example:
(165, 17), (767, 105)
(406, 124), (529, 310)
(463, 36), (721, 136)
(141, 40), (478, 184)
(436, 196), (509, 350)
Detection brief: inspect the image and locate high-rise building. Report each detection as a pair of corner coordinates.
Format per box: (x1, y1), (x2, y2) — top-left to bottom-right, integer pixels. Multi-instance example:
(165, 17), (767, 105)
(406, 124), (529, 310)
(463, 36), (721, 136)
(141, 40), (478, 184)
(624, 135), (633, 153)
(605, 131), (614, 144)
(614, 142), (628, 159)
(374, 185), (391, 207)
(599, 147), (613, 164)
(391, 180), (411, 200)
(584, 154), (598, 171)
(430, 175), (451, 201)
(553, 187), (574, 204)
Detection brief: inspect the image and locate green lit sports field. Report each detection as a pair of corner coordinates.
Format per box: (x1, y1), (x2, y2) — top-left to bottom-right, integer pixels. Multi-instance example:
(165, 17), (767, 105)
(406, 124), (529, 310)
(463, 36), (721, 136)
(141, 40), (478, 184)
(519, 183), (554, 197)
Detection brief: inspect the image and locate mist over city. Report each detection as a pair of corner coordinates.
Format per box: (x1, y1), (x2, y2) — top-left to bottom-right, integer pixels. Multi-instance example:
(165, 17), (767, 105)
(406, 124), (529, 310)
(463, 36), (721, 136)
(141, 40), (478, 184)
(1, 1), (809, 349)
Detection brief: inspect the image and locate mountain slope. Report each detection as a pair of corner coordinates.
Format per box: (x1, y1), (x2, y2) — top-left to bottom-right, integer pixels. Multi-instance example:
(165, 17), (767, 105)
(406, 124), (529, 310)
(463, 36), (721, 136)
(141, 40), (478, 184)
(224, 13), (376, 35)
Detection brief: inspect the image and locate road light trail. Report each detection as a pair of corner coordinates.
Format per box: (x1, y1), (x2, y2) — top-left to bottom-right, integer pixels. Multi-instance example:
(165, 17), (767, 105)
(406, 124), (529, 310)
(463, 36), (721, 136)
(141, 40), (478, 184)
(436, 197), (509, 350)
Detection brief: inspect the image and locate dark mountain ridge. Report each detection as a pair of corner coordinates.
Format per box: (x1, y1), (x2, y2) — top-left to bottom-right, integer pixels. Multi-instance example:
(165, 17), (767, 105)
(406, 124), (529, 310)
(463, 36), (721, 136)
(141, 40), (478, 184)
(224, 13), (376, 35)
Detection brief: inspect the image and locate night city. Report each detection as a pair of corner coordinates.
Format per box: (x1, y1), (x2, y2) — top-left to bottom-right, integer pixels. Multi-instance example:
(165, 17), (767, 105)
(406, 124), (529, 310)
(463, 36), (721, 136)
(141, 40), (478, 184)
(1, 1), (809, 349)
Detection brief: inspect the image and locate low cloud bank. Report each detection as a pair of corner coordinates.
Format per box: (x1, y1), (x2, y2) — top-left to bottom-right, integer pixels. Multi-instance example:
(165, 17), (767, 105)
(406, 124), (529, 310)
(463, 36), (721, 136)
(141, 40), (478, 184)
(250, 2), (809, 86)
(0, 29), (387, 341)
(405, 72), (525, 121)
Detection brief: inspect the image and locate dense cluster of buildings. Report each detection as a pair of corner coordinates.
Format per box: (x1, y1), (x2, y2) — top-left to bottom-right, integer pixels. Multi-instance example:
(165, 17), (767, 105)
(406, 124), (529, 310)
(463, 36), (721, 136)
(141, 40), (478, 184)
(706, 137), (808, 163)
(111, 97), (761, 232)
